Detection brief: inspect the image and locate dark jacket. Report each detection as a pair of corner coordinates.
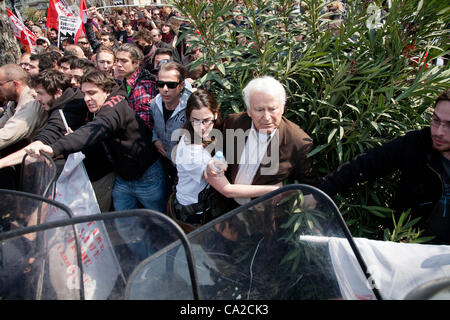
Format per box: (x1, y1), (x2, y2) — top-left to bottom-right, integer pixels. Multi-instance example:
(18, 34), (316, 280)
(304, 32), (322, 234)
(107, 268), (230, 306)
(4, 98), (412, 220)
(84, 21), (101, 53)
(85, 20), (118, 53)
(50, 86), (158, 181)
(33, 88), (89, 145)
(31, 88), (112, 181)
(223, 112), (316, 186)
(318, 127), (450, 244)
(116, 29), (127, 43)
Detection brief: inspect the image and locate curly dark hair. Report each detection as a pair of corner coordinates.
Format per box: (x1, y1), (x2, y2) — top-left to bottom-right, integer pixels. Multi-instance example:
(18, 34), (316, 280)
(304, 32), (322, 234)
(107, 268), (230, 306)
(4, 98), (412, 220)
(29, 69), (70, 95)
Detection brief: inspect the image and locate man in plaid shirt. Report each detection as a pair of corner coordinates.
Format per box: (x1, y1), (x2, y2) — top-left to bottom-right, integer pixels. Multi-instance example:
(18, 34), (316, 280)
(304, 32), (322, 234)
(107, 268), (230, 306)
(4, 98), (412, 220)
(115, 43), (156, 130)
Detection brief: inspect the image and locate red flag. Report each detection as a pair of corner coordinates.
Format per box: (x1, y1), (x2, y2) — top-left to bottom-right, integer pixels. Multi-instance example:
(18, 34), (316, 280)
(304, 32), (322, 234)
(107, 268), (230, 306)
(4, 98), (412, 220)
(6, 8), (37, 53)
(46, 0), (73, 30)
(74, 0), (87, 42)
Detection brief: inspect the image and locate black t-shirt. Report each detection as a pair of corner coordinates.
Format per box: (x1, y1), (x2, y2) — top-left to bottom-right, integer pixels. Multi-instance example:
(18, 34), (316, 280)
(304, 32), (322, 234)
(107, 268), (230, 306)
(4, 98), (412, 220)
(163, 102), (174, 123)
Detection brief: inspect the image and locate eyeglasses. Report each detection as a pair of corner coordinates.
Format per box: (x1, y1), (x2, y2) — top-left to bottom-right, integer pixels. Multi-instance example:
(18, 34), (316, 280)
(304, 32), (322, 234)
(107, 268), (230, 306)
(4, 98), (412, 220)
(0, 79), (12, 86)
(78, 42), (89, 45)
(156, 80), (180, 89)
(190, 119), (215, 126)
(431, 114), (450, 132)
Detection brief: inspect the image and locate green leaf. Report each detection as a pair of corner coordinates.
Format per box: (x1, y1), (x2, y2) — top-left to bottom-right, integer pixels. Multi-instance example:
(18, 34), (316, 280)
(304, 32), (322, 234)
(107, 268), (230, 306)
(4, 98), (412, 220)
(327, 128), (338, 144)
(216, 63), (226, 76)
(280, 213), (301, 229)
(170, 0), (448, 242)
(293, 220), (301, 233)
(369, 121), (381, 134)
(307, 144), (328, 158)
(339, 126), (344, 140)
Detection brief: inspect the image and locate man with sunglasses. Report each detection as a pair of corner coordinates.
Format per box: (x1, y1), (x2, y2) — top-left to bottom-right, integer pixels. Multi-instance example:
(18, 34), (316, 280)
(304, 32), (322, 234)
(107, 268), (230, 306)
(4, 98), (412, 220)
(152, 8), (162, 23)
(76, 36), (93, 59)
(151, 61), (191, 159)
(318, 90), (450, 244)
(151, 61), (192, 194)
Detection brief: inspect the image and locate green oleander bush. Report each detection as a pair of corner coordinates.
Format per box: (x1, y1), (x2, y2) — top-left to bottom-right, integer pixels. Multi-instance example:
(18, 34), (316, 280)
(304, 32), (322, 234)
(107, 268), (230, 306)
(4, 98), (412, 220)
(170, 0), (450, 241)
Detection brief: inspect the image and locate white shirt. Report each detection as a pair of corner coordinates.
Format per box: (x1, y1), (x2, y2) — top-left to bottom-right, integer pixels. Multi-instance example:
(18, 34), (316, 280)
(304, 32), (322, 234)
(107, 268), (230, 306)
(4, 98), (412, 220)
(175, 135), (212, 205)
(234, 124), (277, 205)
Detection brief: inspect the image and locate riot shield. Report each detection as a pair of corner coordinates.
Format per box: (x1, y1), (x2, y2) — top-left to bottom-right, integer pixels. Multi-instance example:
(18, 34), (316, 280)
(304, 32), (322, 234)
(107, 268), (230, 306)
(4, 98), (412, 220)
(0, 190), (75, 299)
(126, 185), (381, 300)
(19, 153), (57, 199)
(0, 205), (199, 300)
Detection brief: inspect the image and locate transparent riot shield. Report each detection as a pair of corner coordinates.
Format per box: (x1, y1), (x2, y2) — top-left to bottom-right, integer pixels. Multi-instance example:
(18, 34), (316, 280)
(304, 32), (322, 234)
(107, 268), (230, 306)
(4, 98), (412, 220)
(19, 153), (57, 199)
(0, 204), (199, 300)
(126, 185), (382, 300)
(0, 190), (75, 299)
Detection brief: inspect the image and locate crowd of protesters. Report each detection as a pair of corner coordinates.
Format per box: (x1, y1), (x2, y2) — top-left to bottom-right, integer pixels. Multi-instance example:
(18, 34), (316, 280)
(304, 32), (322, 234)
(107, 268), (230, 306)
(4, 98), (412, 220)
(0, 2), (320, 261)
(0, 0), (449, 270)
(0, 3), (212, 194)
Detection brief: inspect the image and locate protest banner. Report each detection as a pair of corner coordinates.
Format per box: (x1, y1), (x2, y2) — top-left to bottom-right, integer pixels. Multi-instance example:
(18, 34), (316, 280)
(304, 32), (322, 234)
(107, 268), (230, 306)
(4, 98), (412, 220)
(58, 16), (78, 47)
(6, 8), (37, 53)
(47, 150), (122, 300)
(47, 0), (74, 30)
(74, 0), (87, 42)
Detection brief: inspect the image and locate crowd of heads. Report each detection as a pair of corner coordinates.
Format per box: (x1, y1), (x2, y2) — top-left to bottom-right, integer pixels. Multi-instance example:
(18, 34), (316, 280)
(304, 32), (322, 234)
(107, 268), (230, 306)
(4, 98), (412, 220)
(12, 1), (352, 105)
(14, 3), (210, 93)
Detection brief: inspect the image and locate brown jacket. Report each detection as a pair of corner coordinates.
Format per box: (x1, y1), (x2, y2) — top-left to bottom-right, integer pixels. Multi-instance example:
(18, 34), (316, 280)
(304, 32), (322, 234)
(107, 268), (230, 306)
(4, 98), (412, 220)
(222, 112), (316, 186)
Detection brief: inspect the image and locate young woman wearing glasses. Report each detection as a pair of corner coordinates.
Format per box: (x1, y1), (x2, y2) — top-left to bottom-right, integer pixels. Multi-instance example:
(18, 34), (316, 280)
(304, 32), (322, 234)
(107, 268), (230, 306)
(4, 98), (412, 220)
(169, 89), (280, 232)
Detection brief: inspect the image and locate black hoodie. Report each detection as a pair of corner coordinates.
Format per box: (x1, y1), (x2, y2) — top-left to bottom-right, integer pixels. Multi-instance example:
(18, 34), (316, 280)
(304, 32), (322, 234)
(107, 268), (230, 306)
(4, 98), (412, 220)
(33, 87), (89, 145)
(31, 88), (113, 181)
(50, 86), (158, 181)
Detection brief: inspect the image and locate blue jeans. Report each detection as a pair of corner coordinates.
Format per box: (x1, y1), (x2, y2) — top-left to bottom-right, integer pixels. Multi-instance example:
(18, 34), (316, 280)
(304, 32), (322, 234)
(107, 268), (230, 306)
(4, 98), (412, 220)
(112, 160), (166, 260)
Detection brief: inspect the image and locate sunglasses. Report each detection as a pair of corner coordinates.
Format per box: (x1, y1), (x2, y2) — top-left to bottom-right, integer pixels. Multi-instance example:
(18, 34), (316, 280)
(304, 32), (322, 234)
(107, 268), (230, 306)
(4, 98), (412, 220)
(78, 42), (89, 45)
(156, 80), (180, 89)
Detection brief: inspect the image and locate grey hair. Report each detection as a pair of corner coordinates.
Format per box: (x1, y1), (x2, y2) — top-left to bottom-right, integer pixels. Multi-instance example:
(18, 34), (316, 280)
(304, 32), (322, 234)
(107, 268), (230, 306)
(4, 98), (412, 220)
(116, 43), (144, 63)
(242, 76), (286, 110)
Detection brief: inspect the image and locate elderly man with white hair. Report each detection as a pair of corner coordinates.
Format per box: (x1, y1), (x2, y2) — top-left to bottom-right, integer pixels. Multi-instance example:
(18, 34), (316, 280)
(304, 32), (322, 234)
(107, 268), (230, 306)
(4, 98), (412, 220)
(218, 75), (317, 207)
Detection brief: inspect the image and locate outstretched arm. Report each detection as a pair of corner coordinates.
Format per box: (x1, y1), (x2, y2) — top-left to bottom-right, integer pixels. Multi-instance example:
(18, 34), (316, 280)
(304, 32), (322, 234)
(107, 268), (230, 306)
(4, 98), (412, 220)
(204, 161), (280, 199)
(0, 141), (47, 169)
(24, 142), (54, 158)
